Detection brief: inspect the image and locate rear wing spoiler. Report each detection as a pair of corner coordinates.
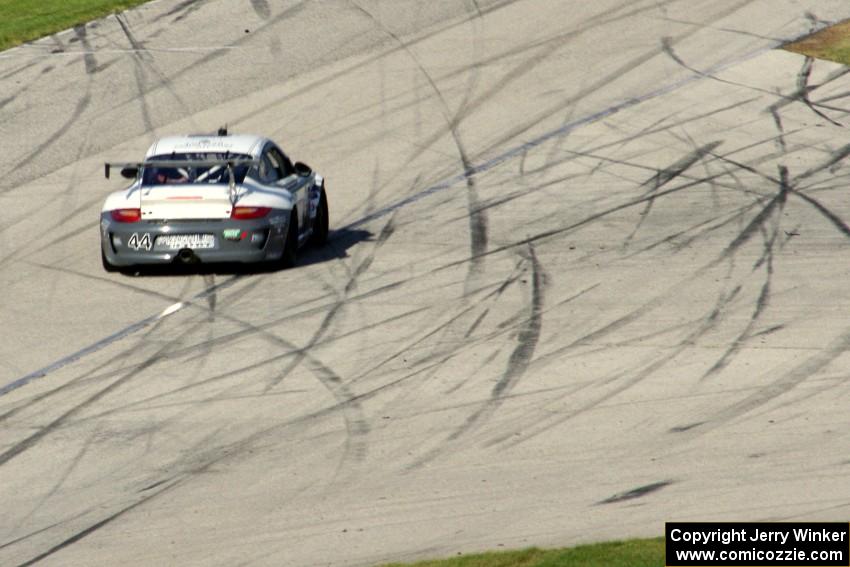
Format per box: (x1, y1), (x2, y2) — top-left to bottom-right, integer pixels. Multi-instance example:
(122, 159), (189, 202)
(104, 158), (260, 180)
(105, 158), (261, 204)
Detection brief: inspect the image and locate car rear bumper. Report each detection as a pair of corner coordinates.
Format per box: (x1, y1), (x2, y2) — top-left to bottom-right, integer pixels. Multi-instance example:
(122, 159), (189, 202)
(100, 213), (289, 266)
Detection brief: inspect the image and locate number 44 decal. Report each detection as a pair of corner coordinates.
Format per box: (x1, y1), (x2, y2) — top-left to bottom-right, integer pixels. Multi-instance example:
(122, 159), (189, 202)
(128, 233), (152, 251)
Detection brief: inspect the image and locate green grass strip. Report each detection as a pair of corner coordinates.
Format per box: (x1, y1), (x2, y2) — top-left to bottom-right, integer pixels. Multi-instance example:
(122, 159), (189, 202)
(785, 19), (850, 65)
(380, 538), (665, 567)
(0, 0), (151, 52)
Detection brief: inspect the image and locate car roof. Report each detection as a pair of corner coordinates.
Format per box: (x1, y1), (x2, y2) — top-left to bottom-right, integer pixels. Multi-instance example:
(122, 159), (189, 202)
(145, 134), (268, 159)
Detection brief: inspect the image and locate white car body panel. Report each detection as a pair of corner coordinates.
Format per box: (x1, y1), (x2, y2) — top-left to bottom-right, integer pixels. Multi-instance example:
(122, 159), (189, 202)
(146, 135), (265, 159)
(102, 185), (140, 213)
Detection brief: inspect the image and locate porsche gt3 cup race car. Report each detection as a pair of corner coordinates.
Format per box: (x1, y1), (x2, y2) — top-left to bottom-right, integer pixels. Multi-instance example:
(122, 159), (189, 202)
(100, 131), (328, 272)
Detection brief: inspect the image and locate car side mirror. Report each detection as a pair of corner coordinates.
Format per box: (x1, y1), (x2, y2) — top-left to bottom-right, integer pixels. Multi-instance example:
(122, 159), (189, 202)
(121, 166), (139, 179)
(294, 162), (312, 177)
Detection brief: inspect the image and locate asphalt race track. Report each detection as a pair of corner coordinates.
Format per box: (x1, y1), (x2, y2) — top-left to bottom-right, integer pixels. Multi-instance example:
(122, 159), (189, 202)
(3, 1), (850, 565)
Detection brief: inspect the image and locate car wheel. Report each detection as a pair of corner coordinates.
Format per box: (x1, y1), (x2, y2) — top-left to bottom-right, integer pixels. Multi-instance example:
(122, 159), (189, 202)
(280, 210), (298, 269)
(101, 249), (119, 273)
(310, 189), (329, 246)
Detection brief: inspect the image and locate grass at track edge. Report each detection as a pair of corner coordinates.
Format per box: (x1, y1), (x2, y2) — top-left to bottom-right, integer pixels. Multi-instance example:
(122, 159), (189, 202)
(785, 19), (850, 65)
(0, 0), (152, 52)
(378, 538), (665, 567)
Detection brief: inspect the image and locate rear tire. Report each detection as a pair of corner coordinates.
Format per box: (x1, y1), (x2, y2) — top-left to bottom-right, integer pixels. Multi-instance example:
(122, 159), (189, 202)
(310, 189), (329, 246)
(280, 211), (298, 269)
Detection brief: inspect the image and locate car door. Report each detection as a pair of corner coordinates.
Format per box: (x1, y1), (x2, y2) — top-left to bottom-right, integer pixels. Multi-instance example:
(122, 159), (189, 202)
(267, 144), (311, 238)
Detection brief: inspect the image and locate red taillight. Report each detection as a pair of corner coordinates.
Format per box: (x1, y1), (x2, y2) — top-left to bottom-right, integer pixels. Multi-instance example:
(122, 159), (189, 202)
(231, 206), (271, 220)
(110, 208), (141, 222)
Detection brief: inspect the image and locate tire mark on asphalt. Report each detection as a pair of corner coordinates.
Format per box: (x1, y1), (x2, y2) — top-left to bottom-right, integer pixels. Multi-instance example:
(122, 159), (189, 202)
(625, 141), (723, 246)
(467, 0), (757, 164)
(12, 430), (100, 536)
(766, 61), (850, 121)
(597, 480), (672, 505)
(264, 214), (396, 393)
(250, 0), (272, 20)
(342, 264), (526, 391)
(260, 215), (400, 467)
(495, 143), (850, 446)
(493, 281), (745, 449)
(430, 125), (800, 274)
(342, 40), (779, 235)
(769, 106), (787, 152)
(155, 0), (204, 22)
(0, 276), (243, 398)
(794, 57), (844, 127)
(0, 91), (91, 193)
(700, 167), (787, 380)
(408, 244), (544, 467)
(0, 326), (173, 467)
(675, 326), (850, 441)
(113, 13), (165, 134)
(13, 353), (469, 562)
(72, 25), (98, 75)
(406, 0), (685, 170)
(0, 509), (95, 553)
(70, 305), (429, 425)
(348, 0), (489, 281)
(16, 475), (185, 566)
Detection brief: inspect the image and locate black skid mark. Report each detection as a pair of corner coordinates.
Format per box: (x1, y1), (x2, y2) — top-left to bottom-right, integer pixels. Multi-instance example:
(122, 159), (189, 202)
(434, 164), (738, 273)
(0, 508), (94, 553)
(13, 430), (100, 534)
(490, 244), (545, 400)
(113, 14), (158, 133)
(115, 12), (203, 133)
(597, 480), (672, 505)
(202, 274), (217, 320)
(0, 334), (170, 467)
(625, 141), (723, 246)
(156, 0), (203, 21)
(347, 0), (488, 281)
(68, 301), (429, 427)
(265, 213), (396, 392)
(685, 327), (850, 439)
(794, 143), (850, 183)
(700, 172), (785, 383)
(790, 189), (850, 240)
(495, 279), (746, 450)
(409, 245), (545, 468)
(260, 218), (401, 464)
(251, 0), (272, 19)
(17, 477), (184, 566)
(464, 308), (490, 338)
(0, 91), (91, 193)
(114, 13), (148, 57)
(72, 25), (98, 75)
(0, 275), (240, 402)
(717, 169), (787, 263)
(348, 302), (480, 386)
(669, 422), (703, 433)
(796, 57), (843, 127)
(769, 106), (787, 152)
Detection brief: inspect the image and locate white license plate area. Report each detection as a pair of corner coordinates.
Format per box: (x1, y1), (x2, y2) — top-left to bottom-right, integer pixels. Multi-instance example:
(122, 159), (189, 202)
(155, 233), (215, 250)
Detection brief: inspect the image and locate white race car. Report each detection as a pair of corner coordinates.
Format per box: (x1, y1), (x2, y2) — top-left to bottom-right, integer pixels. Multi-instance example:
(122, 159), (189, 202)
(100, 131), (328, 272)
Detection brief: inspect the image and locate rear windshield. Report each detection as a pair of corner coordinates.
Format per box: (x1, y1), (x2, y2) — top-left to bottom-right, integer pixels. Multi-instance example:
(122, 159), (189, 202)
(142, 153), (252, 186)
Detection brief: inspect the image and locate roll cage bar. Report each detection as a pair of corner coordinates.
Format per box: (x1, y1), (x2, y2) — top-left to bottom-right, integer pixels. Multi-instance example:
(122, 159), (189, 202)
(105, 158), (260, 204)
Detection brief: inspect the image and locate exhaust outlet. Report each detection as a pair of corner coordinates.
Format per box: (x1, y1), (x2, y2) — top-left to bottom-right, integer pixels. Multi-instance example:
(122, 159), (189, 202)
(176, 248), (198, 264)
